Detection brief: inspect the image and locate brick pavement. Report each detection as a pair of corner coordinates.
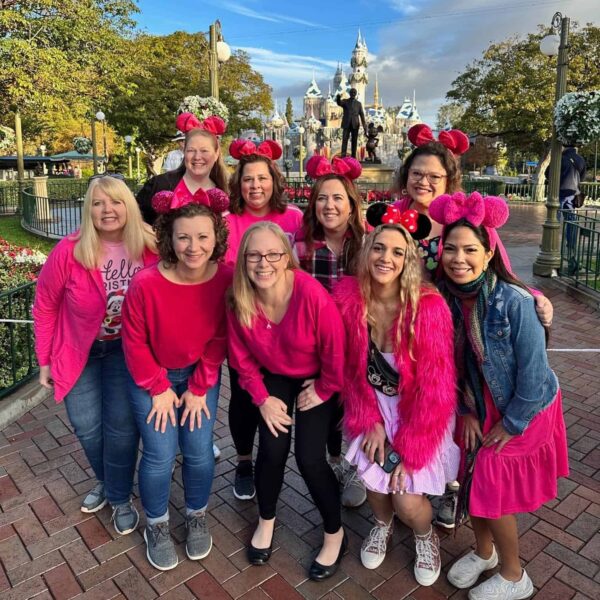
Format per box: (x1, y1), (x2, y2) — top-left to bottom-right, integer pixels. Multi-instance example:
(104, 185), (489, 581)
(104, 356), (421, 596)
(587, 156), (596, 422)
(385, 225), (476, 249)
(0, 204), (599, 599)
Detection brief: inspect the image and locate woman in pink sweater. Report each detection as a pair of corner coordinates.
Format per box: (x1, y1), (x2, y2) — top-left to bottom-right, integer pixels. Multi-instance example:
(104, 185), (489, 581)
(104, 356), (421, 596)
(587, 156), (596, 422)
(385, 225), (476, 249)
(122, 187), (232, 572)
(33, 175), (156, 535)
(333, 216), (459, 586)
(225, 140), (303, 502)
(227, 221), (347, 580)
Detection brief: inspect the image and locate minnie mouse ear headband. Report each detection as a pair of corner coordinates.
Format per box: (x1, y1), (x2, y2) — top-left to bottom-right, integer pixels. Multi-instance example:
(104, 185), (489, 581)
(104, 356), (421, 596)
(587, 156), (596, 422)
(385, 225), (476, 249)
(429, 191), (512, 271)
(176, 112), (227, 137)
(407, 124), (470, 156)
(366, 203), (432, 241)
(152, 187), (230, 215)
(305, 155), (362, 181)
(229, 139), (283, 161)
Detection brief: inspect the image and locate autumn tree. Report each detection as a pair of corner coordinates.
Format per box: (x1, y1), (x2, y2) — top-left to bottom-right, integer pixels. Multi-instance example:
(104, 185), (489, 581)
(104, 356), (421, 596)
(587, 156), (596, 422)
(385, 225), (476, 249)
(285, 97), (294, 125)
(106, 31), (272, 174)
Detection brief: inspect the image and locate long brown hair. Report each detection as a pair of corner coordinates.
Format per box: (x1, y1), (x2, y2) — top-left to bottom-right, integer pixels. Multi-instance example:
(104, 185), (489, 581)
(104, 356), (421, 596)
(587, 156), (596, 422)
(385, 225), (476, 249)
(302, 174), (364, 274)
(228, 154), (288, 215)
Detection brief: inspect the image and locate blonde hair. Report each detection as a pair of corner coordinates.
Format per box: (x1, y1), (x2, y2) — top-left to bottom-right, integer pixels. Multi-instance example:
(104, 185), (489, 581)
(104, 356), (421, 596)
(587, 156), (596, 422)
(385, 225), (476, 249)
(357, 224), (424, 357)
(72, 177), (155, 269)
(230, 221), (299, 328)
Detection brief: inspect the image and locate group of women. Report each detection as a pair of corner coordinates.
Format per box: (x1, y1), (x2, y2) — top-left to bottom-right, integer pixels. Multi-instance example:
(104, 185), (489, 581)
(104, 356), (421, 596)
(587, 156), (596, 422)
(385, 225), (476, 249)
(33, 115), (568, 599)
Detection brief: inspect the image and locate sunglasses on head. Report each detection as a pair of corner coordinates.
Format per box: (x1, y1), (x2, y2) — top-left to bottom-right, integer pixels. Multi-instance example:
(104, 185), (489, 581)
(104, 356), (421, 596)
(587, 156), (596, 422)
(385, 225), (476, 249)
(89, 172), (126, 182)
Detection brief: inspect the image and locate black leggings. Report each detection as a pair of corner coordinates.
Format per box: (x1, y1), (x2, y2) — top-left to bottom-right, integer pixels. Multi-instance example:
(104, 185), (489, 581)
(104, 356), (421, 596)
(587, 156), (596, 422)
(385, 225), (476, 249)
(228, 365), (260, 456)
(255, 370), (341, 534)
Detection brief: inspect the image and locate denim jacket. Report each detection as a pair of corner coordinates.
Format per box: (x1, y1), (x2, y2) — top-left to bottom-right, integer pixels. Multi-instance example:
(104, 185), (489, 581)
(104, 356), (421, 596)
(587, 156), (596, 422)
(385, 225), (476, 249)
(454, 281), (558, 435)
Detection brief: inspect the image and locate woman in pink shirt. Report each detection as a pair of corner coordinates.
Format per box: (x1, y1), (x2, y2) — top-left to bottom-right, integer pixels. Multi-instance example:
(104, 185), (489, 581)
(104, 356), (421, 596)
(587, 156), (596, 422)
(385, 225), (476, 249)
(33, 175), (156, 535)
(225, 140), (303, 502)
(122, 188), (232, 571)
(227, 221), (346, 580)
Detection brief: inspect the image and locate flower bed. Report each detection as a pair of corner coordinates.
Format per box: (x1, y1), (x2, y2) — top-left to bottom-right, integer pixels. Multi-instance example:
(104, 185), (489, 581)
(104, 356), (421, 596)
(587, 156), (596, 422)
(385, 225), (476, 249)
(0, 238), (46, 290)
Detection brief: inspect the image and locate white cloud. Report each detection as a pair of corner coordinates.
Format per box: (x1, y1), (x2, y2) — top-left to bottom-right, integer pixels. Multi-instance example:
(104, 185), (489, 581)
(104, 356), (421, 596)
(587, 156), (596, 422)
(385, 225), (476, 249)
(387, 1), (420, 15)
(222, 2), (328, 28)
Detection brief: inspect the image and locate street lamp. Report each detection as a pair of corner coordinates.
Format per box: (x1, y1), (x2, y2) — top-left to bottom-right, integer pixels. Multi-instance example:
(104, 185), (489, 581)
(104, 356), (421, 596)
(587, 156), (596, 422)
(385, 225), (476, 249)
(208, 20), (231, 101)
(95, 111), (108, 173)
(284, 137), (291, 178)
(124, 135), (133, 179)
(298, 126), (306, 181)
(533, 12), (570, 277)
(135, 146), (141, 181)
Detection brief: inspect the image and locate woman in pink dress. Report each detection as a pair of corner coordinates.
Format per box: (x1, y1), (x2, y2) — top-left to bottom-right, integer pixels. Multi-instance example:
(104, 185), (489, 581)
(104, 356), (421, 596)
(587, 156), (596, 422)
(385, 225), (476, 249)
(333, 208), (459, 587)
(431, 192), (569, 600)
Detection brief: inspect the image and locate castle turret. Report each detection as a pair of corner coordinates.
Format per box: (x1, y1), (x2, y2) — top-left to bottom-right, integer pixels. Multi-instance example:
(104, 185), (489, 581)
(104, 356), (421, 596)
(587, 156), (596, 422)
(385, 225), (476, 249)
(349, 29), (368, 106)
(304, 73), (324, 120)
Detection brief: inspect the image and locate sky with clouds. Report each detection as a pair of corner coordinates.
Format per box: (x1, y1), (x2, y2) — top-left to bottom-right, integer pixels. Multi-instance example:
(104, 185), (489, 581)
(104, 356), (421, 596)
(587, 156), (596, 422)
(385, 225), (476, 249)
(136, 0), (598, 124)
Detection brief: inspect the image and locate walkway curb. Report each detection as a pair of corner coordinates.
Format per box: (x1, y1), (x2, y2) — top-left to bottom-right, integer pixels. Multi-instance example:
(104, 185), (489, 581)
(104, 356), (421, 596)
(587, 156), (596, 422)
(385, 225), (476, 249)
(0, 379), (51, 431)
(553, 277), (600, 312)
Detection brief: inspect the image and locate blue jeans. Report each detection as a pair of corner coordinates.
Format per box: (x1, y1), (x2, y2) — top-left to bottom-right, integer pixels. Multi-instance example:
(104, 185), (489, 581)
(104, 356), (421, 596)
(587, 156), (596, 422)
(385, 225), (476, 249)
(129, 365), (219, 519)
(63, 339), (139, 505)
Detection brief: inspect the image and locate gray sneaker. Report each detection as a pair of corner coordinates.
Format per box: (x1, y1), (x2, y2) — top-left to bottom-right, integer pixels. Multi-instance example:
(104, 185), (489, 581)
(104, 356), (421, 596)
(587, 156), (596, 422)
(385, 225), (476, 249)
(434, 485), (458, 529)
(144, 522), (178, 571)
(341, 466), (367, 508)
(111, 501), (139, 536)
(80, 482), (107, 513)
(185, 511), (213, 560)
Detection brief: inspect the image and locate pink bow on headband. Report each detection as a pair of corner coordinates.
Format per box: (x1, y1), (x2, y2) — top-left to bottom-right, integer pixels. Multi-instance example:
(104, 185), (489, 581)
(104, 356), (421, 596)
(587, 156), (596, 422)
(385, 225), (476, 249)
(229, 139), (283, 161)
(176, 112), (227, 137)
(407, 123), (470, 156)
(380, 206), (419, 233)
(152, 184), (230, 215)
(429, 191), (512, 271)
(305, 155), (362, 181)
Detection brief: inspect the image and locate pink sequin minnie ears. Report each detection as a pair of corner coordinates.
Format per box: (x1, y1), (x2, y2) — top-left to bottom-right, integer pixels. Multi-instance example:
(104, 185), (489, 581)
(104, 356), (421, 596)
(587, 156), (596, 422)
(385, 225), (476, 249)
(407, 124), (470, 156)
(429, 191), (512, 270)
(152, 187), (230, 215)
(366, 203), (432, 240)
(305, 155), (362, 181)
(229, 139), (283, 161)
(175, 112), (227, 137)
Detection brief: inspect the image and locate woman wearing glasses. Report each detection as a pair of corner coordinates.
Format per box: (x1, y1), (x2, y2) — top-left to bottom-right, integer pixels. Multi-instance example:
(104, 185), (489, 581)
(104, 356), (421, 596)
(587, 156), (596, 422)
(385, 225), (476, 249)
(225, 140), (303, 503)
(226, 222), (347, 580)
(33, 175), (156, 535)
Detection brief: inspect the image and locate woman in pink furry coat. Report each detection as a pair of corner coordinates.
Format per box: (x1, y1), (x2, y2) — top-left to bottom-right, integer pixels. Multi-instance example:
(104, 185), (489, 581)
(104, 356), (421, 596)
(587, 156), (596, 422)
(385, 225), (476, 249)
(333, 222), (459, 586)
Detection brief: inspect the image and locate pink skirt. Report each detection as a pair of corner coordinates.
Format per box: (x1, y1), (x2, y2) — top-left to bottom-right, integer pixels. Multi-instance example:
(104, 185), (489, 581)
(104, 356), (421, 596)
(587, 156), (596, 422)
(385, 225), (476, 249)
(468, 388), (569, 519)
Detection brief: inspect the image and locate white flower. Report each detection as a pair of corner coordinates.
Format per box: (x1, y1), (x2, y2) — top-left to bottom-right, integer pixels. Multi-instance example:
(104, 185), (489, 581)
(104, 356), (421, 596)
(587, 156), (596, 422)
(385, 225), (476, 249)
(178, 96), (229, 123)
(555, 91), (600, 146)
(0, 126), (15, 152)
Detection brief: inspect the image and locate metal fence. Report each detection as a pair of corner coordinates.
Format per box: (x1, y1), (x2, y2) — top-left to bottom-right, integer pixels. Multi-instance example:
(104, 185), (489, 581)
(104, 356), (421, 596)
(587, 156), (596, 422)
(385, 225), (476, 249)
(0, 282), (37, 399)
(559, 208), (600, 295)
(0, 182), (21, 215)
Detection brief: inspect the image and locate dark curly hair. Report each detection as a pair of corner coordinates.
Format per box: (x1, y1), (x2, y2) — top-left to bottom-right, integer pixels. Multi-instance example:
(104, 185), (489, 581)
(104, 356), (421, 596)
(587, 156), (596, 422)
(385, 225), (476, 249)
(154, 203), (228, 264)
(395, 142), (463, 194)
(228, 154), (288, 215)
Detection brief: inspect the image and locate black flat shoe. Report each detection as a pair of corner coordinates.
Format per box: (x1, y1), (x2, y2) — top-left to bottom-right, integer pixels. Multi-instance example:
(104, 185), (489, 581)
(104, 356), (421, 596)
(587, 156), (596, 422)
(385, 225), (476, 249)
(248, 542), (272, 565)
(308, 531), (348, 581)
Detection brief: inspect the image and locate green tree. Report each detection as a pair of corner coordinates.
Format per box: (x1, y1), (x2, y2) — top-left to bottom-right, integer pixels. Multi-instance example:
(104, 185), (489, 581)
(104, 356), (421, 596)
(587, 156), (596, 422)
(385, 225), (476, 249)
(446, 23), (600, 155)
(435, 104), (465, 130)
(285, 97), (294, 125)
(106, 31), (272, 175)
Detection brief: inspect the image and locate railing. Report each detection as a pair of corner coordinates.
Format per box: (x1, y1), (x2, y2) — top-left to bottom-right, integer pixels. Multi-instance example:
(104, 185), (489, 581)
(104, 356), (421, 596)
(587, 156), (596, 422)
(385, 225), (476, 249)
(0, 181), (21, 215)
(559, 208), (600, 295)
(0, 282), (38, 399)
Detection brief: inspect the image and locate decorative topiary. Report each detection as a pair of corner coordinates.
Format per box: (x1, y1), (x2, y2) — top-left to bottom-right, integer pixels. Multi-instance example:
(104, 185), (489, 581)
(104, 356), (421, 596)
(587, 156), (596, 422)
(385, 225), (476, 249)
(554, 91), (600, 146)
(178, 96), (229, 124)
(73, 136), (93, 154)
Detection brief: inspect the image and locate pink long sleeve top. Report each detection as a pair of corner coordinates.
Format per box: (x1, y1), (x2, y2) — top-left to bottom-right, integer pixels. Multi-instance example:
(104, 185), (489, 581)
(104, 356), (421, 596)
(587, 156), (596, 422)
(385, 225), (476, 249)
(33, 236), (157, 403)
(226, 269), (346, 405)
(121, 263), (233, 397)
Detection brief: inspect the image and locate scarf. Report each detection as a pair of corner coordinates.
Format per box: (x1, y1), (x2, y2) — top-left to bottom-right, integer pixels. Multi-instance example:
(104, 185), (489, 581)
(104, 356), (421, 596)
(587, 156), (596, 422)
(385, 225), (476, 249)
(442, 269), (497, 529)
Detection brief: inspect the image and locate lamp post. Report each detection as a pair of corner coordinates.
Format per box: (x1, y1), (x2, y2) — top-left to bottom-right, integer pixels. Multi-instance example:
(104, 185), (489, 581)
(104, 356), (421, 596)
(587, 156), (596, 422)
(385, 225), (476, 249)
(91, 115), (99, 175)
(298, 126), (305, 181)
(533, 12), (570, 277)
(95, 111), (108, 173)
(208, 20), (231, 101)
(284, 137), (291, 178)
(124, 135), (133, 178)
(135, 146), (141, 181)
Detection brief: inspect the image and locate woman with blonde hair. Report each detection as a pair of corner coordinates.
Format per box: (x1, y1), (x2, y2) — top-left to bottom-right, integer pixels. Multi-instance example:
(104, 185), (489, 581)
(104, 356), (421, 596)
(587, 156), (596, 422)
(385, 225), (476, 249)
(34, 174), (157, 535)
(333, 211), (459, 586)
(226, 221), (347, 580)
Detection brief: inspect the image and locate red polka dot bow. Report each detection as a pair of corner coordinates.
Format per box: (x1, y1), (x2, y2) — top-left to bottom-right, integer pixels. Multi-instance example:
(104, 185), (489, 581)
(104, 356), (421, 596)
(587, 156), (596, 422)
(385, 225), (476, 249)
(381, 206), (419, 233)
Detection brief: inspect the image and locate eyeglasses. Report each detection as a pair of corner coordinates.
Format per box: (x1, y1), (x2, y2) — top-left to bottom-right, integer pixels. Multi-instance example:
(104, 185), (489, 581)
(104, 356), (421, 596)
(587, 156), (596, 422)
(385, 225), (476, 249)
(244, 252), (286, 263)
(89, 172), (126, 182)
(408, 169), (447, 185)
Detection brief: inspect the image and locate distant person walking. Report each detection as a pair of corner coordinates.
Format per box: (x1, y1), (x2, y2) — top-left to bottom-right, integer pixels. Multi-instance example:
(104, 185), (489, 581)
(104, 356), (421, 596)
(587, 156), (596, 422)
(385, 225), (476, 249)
(336, 89), (367, 159)
(162, 131), (185, 173)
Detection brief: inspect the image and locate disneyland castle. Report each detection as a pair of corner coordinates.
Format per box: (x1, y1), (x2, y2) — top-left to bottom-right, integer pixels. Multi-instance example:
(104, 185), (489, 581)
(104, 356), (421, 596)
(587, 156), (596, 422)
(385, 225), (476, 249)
(302, 30), (422, 134)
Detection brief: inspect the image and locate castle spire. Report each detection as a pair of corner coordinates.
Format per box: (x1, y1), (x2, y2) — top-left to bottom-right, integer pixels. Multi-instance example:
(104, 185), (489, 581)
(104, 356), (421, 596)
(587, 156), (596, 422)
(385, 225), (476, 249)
(373, 73), (380, 109)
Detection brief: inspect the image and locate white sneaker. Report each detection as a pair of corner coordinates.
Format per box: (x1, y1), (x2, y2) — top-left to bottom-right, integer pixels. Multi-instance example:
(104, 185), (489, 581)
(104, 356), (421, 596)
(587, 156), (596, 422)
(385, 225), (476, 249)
(213, 444), (221, 460)
(448, 546), (499, 588)
(468, 571), (534, 600)
(360, 518), (393, 569)
(413, 528), (441, 586)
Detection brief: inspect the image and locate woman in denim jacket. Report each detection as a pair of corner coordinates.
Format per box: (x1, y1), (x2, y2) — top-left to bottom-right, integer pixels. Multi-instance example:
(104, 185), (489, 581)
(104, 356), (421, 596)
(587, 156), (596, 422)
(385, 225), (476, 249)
(431, 192), (569, 600)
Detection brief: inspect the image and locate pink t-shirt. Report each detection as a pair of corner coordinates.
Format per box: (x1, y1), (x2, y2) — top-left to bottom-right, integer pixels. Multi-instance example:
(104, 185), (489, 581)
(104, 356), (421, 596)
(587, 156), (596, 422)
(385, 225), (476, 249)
(97, 241), (143, 340)
(226, 270), (346, 405)
(224, 206), (303, 265)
